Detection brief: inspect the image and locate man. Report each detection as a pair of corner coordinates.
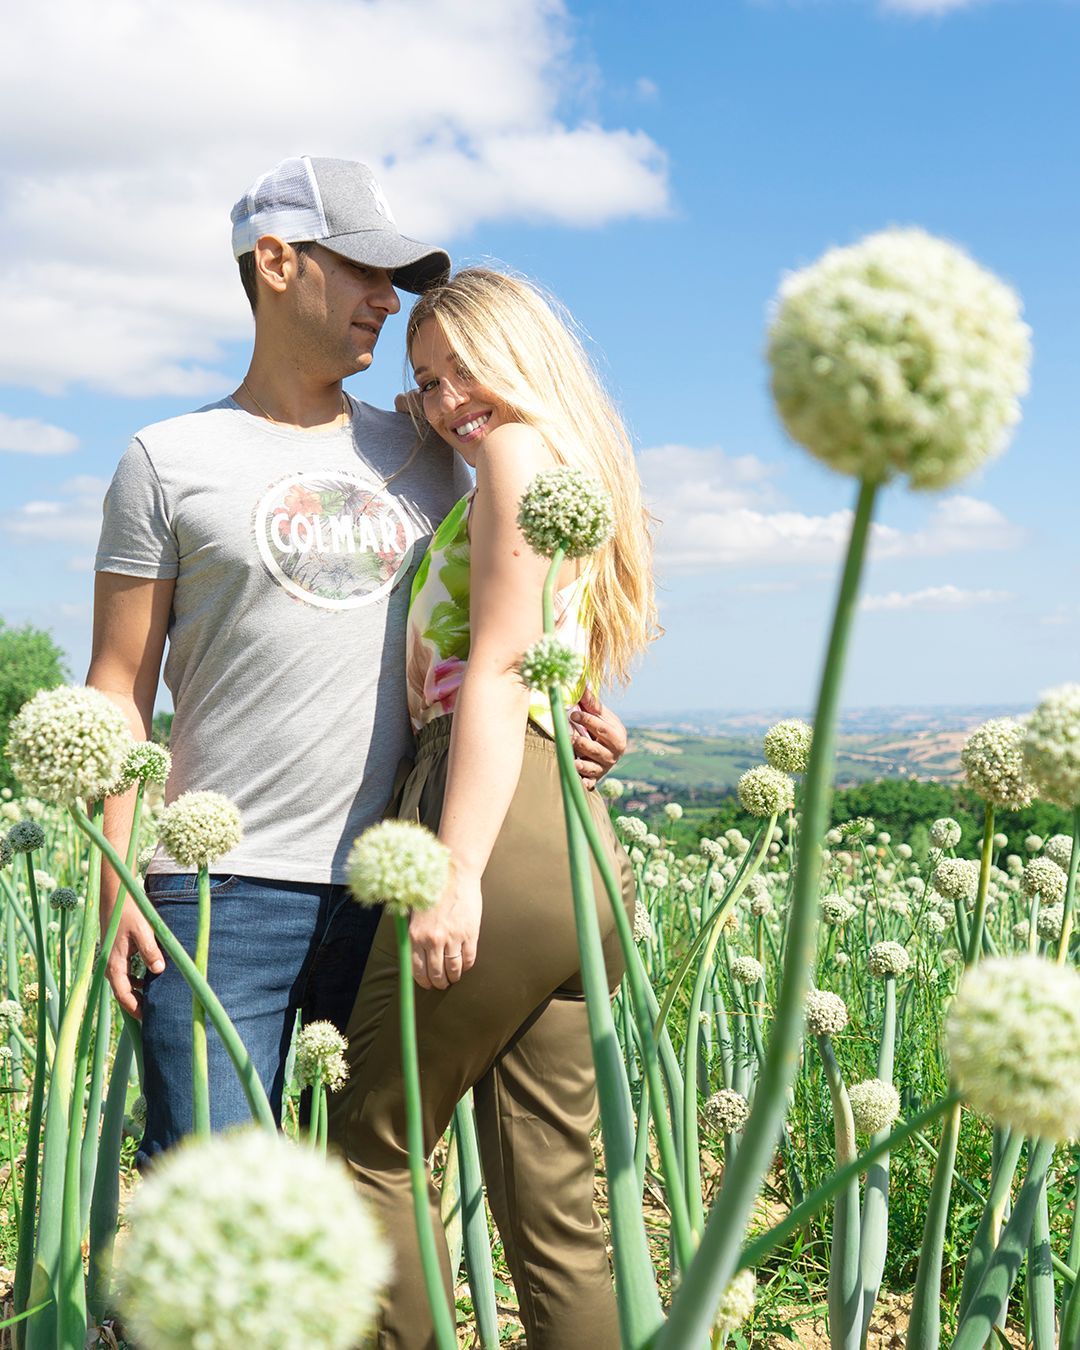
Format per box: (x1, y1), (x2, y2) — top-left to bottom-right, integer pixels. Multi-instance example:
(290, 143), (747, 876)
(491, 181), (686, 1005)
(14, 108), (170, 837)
(90, 156), (625, 1158)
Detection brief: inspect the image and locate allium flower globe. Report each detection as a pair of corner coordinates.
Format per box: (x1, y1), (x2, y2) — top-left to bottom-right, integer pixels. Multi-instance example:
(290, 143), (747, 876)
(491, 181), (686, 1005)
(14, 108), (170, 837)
(48, 887), (80, 911)
(947, 955), (1080, 1140)
(0, 999), (23, 1028)
(517, 636), (584, 692)
(848, 1079), (902, 1136)
(5, 686), (133, 805)
(664, 801), (684, 821)
(1045, 835), (1074, 870)
(924, 910), (948, 937)
(767, 228), (1030, 489)
(737, 765), (795, 818)
(1025, 835), (1044, 854)
(1023, 684), (1080, 808)
(868, 941), (911, 978)
(929, 818), (962, 851)
(632, 900), (653, 943)
(700, 838), (725, 862)
(616, 816), (649, 844)
(117, 1129), (390, 1350)
(598, 777), (625, 801)
(1035, 904), (1064, 945)
(6, 820), (46, 854)
(158, 792), (243, 869)
(705, 1088), (751, 1133)
(805, 989), (849, 1037)
(347, 820), (450, 915)
(1021, 857), (1068, 903)
(763, 719), (813, 773)
(713, 1268), (756, 1336)
(821, 895), (856, 927)
(517, 467), (615, 559)
(932, 858), (980, 905)
(112, 741), (173, 793)
(730, 956), (764, 987)
(961, 718), (1035, 810)
(293, 1021), (349, 1092)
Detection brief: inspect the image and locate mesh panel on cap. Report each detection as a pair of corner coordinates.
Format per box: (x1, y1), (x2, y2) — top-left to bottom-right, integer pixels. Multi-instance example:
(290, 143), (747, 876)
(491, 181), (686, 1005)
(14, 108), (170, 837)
(230, 157), (329, 258)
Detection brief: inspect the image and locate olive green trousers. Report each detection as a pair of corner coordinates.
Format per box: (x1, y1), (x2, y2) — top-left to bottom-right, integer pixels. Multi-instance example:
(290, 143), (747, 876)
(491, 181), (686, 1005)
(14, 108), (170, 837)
(327, 716), (634, 1350)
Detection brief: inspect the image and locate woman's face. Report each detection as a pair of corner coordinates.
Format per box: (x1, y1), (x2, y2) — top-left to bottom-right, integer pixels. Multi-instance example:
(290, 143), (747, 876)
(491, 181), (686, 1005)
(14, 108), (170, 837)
(409, 317), (509, 464)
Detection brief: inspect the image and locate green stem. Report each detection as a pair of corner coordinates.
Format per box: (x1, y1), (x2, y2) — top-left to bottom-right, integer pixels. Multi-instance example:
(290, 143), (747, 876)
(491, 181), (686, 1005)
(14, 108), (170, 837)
(1026, 1170), (1055, 1349)
(818, 1035), (860, 1350)
(1054, 806), (1080, 965)
(87, 1026), (135, 1322)
(965, 803), (995, 965)
(657, 476), (879, 1350)
(192, 866), (212, 1137)
(957, 1130), (1025, 1321)
(454, 1093), (500, 1350)
(393, 911), (457, 1350)
(905, 1102), (963, 1349)
(858, 973), (897, 1347)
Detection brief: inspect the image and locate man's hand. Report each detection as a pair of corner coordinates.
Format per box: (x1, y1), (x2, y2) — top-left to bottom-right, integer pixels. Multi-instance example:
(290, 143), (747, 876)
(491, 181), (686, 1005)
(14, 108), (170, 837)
(103, 899), (166, 1018)
(571, 687), (627, 790)
(394, 389), (425, 418)
(408, 869), (482, 991)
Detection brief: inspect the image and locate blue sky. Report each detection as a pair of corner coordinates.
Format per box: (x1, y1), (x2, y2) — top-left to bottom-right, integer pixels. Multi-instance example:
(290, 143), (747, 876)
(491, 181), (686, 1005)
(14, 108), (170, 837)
(1, 0), (1076, 720)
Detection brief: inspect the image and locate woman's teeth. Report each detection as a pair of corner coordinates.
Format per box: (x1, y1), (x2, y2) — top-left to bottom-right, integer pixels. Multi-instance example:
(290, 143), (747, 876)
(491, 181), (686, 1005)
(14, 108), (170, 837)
(455, 414), (490, 438)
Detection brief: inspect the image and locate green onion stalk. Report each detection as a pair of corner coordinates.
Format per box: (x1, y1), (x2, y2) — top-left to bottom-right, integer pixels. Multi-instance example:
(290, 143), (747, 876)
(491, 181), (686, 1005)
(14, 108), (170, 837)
(816, 1033), (860, 1349)
(12, 845), (52, 1350)
(390, 908), (458, 1350)
(857, 970), (898, 1346)
(67, 800), (274, 1129)
(1055, 809), (1080, 1342)
(26, 800), (104, 1350)
(906, 802), (996, 1350)
(86, 1025), (135, 1322)
(192, 865), (213, 1137)
(656, 477), (879, 1350)
(1026, 1171), (1055, 1349)
(539, 551), (666, 1343)
(453, 1092), (500, 1350)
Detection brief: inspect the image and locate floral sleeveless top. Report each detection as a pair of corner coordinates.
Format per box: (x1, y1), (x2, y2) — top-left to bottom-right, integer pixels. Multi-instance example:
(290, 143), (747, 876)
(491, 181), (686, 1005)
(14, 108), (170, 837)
(406, 490), (592, 737)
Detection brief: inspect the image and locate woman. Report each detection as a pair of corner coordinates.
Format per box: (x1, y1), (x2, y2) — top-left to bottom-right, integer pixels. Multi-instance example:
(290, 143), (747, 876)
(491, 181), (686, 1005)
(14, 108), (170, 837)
(328, 268), (657, 1349)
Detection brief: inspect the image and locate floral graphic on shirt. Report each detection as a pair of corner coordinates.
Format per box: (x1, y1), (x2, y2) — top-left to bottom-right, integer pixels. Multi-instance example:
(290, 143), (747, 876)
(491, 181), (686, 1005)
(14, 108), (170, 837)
(253, 470), (415, 611)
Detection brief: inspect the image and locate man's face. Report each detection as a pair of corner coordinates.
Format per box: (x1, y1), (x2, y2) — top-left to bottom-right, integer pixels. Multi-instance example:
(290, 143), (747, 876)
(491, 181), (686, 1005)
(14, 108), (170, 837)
(286, 243), (401, 378)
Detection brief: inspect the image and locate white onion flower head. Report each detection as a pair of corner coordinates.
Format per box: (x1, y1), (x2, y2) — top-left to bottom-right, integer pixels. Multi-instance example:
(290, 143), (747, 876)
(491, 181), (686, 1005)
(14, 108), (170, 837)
(750, 893), (773, 917)
(517, 637), (584, 693)
(632, 900), (653, 943)
(1021, 857), (1067, 903)
(906, 876), (926, 896)
(629, 846), (645, 866)
(1012, 919), (1030, 945)
(994, 832), (1009, 849)
(293, 1021), (349, 1093)
(49, 887), (80, 912)
(700, 838), (725, 862)
(929, 818), (962, 850)
(705, 1088), (751, 1133)
(158, 792), (242, 870)
(113, 742), (173, 793)
(961, 719), (1035, 810)
(924, 910), (948, 937)
(5, 686), (134, 805)
(821, 895), (856, 926)
(617, 816), (649, 844)
(932, 858), (980, 905)
(644, 832), (661, 850)
(848, 1079), (902, 1136)
(947, 955), (1080, 1140)
(598, 777), (625, 801)
(840, 816), (875, 841)
(1026, 835), (1044, 853)
(347, 820), (450, 916)
(834, 951), (850, 968)
(738, 765), (794, 818)
(720, 861), (738, 882)
(763, 719), (813, 774)
(731, 955), (764, 987)
(117, 1129), (390, 1350)
(1023, 686), (1080, 808)
(1045, 835), (1074, 870)
(767, 227), (1030, 489)
(868, 941), (911, 978)
(6, 820), (46, 854)
(0, 999), (23, 1028)
(517, 467), (615, 559)
(825, 827), (843, 846)
(1036, 904), (1064, 945)
(642, 862), (669, 890)
(724, 828), (746, 845)
(805, 989), (849, 1036)
(664, 801), (684, 822)
(713, 1268), (756, 1337)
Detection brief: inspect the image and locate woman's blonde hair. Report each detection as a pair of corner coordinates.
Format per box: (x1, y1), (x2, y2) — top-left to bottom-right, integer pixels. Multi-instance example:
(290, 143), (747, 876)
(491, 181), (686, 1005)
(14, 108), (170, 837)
(407, 267), (658, 688)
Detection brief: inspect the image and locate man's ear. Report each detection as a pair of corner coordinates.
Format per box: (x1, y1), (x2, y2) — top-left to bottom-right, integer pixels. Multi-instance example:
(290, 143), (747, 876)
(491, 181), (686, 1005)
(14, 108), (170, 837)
(253, 235), (292, 298)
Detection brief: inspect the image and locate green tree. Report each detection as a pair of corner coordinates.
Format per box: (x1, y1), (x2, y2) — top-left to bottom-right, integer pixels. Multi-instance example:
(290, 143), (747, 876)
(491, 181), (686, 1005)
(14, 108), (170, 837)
(0, 619), (70, 794)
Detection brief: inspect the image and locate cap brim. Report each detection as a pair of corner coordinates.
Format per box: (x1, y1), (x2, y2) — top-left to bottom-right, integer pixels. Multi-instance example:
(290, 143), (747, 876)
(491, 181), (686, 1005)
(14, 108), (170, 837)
(318, 229), (450, 294)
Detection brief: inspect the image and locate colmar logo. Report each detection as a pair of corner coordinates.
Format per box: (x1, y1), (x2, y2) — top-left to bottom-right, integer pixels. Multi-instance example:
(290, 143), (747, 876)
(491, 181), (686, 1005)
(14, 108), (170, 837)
(253, 470), (414, 610)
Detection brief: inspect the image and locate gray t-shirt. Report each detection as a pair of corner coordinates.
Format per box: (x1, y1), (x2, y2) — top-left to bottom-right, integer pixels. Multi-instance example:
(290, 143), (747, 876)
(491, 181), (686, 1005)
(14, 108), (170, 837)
(95, 395), (470, 883)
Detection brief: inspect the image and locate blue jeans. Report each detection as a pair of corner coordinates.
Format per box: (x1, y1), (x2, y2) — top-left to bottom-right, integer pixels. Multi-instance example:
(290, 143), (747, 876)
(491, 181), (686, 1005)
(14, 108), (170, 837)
(138, 873), (381, 1165)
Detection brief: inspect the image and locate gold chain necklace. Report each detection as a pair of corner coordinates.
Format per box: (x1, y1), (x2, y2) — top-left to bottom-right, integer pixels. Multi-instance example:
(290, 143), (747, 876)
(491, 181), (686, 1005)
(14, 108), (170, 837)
(241, 378), (349, 427)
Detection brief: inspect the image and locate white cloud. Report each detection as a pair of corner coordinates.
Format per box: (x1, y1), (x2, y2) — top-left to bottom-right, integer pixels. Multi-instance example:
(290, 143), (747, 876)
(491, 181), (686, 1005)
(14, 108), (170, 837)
(861, 584), (1013, 612)
(0, 476), (109, 547)
(880, 0), (982, 12)
(0, 0), (669, 396)
(0, 412), (78, 455)
(641, 444), (1025, 571)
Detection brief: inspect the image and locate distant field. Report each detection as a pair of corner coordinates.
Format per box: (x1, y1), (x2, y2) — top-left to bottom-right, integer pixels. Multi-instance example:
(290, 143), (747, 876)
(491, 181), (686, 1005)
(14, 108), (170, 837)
(620, 725), (969, 794)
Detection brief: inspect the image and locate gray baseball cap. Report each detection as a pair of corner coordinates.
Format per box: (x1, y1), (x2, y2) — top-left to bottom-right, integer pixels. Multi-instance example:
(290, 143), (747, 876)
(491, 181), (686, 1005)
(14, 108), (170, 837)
(230, 156), (449, 294)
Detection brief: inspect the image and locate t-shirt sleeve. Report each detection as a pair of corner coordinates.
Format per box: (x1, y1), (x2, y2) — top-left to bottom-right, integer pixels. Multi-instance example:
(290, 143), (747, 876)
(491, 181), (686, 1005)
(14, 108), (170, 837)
(94, 438), (179, 579)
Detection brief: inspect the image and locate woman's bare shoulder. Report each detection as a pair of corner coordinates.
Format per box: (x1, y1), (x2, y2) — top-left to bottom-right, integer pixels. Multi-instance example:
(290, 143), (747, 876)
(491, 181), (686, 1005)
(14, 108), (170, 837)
(474, 423), (557, 490)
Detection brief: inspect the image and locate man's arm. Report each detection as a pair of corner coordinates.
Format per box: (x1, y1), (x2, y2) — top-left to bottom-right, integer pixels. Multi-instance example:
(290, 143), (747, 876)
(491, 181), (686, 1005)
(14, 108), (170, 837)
(87, 572), (174, 1017)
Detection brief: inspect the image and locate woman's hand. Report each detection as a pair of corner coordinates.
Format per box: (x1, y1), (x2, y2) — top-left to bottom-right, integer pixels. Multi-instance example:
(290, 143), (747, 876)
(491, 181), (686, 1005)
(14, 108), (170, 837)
(408, 867), (483, 990)
(571, 686), (628, 790)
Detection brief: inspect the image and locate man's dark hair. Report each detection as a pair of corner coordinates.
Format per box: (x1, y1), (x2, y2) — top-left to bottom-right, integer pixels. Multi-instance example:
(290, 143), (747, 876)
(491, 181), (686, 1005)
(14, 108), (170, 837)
(238, 240), (315, 315)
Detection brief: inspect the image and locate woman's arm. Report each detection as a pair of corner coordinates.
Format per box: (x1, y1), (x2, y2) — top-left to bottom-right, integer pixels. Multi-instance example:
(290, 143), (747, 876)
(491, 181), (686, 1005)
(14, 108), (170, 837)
(408, 424), (567, 990)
